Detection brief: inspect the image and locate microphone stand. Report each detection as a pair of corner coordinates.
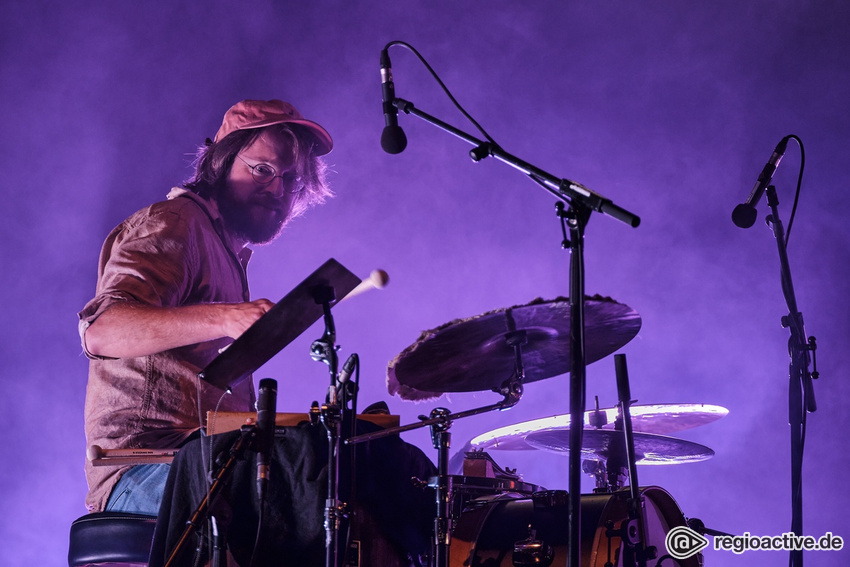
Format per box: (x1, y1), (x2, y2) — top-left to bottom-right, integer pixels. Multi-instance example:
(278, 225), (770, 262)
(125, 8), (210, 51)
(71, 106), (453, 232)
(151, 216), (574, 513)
(389, 96), (640, 567)
(764, 185), (818, 567)
(164, 425), (258, 567)
(309, 284), (345, 567)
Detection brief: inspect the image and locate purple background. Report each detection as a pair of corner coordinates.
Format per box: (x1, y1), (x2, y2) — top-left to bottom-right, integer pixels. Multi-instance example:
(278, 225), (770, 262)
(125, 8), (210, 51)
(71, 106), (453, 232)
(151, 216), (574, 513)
(2, 1), (848, 565)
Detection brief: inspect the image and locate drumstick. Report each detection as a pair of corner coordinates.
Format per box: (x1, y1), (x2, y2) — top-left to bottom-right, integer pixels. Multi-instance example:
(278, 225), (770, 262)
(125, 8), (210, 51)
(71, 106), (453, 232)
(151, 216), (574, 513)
(87, 444), (178, 466)
(339, 269), (389, 303)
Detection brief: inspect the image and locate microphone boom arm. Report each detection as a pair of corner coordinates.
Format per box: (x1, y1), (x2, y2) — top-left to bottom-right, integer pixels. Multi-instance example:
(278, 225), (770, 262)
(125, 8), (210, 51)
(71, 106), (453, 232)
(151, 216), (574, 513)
(392, 98), (640, 228)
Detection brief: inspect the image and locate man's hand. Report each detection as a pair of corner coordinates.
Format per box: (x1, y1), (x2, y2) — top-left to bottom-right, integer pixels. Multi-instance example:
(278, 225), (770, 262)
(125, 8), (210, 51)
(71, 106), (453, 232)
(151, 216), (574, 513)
(219, 298), (275, 339)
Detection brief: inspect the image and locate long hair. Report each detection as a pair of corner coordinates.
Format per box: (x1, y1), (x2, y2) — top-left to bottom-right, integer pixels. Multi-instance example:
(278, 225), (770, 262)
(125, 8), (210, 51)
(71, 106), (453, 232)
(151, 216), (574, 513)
(184, 123), (332, 219)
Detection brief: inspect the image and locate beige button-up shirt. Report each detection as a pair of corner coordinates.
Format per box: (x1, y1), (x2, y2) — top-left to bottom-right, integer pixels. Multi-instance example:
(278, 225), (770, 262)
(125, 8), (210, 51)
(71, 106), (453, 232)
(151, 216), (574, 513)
(79, 189), (256, 512)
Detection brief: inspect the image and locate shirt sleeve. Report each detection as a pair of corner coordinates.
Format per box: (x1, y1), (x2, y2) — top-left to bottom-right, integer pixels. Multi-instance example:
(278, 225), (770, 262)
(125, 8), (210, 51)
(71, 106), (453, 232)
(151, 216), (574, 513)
(78, 202), (203, 358)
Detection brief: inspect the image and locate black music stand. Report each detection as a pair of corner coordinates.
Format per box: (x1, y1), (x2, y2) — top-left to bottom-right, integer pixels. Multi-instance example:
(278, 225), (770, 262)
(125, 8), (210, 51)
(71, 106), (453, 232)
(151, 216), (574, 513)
(199, 258), (361, 389)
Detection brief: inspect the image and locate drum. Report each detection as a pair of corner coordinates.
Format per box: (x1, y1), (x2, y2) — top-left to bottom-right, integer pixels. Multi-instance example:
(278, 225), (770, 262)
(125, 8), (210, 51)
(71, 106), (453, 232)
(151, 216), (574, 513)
(449, 486), (700, 567)
(430, 475), (543, 524)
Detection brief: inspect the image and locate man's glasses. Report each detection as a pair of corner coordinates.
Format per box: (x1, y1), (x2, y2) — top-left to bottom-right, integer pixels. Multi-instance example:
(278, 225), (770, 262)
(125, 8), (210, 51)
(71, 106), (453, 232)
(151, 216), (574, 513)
(236, 154), (305, 194)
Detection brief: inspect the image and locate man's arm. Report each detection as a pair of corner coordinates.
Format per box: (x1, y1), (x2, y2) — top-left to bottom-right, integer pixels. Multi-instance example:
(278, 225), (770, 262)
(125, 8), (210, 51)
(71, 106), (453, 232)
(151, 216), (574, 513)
(83, 299), (274, 359)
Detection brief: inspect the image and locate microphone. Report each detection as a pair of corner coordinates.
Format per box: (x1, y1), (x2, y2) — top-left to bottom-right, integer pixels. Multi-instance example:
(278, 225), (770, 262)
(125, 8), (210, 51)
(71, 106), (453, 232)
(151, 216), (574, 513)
(338, 353), (357, 386)
(732, 137), (790, 228)
(380, 49), (407, 154)
(255, 378), (277, 494)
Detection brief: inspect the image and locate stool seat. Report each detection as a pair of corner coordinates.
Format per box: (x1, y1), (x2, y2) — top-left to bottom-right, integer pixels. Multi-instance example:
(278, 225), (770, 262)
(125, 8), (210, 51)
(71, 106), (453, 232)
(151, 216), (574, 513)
(68, 511), (157, 566)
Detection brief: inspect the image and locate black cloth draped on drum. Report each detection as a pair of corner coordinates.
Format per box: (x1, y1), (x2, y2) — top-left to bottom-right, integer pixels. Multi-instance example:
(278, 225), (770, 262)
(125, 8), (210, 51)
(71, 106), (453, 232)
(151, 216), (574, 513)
(148, 419), (436, 567)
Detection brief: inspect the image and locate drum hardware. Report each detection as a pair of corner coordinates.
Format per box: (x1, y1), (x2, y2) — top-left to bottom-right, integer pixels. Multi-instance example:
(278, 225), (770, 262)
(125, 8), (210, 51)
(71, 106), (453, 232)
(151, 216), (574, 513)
(512, 527), (555, 567)
(532, 489), (569, 509)
(309, 282), (355, 567)
(614, 353), (650, 567)
(447, 355), (720, 566)
(460, 450), (522, 481)
(350, 331), (530, 567)
(387, 291), (719, 565)
(582, 460), (607, 492)
(583, 458), (626, 494)
(380, 45), (641, 565)
(686, 517), (734, 538)
(603, 517), (659, 567)
(605, 517), (656, 558)
(447, 487), (700, 567)
(427, 472), (544, 527)
(384, 296), (652, 566)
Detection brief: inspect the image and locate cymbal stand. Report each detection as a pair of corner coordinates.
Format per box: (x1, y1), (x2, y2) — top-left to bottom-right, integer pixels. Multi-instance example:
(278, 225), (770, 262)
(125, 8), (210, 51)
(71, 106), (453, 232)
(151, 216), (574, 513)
(583, 397), (615, 492)
(309, 284), (346, 567)
(428, 406), (452, 567)
(346, 331), (527, 567)
(611, 353), (651, 567)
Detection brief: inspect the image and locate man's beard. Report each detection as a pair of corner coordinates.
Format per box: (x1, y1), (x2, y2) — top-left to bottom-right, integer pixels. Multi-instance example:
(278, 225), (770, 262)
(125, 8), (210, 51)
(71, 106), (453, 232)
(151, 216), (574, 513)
(215, 185), (290, 245)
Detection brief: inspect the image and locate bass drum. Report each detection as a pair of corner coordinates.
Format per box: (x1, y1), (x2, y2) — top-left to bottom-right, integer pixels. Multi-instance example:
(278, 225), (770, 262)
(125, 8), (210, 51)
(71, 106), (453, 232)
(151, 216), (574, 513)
(449, 487), (700, 567)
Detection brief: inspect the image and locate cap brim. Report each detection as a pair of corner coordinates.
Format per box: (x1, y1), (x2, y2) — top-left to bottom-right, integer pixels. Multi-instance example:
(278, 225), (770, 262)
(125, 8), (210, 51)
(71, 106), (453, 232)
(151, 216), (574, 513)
(285, 119), (333, 156)
(214, 117), (333, 156)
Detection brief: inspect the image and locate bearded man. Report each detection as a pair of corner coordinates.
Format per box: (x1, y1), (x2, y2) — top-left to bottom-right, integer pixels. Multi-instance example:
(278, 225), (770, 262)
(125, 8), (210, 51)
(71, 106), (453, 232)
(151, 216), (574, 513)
(78, 99), (333, 514)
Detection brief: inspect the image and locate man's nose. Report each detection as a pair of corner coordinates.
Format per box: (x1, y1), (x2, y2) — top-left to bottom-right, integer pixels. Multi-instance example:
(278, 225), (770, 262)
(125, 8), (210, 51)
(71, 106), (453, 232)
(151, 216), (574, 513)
(262, 175), (286, 197)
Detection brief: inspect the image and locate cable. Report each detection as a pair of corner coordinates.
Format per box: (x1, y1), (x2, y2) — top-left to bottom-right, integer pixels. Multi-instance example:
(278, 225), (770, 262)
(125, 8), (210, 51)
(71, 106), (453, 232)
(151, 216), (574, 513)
(193, 373), (231, 565)
(384, 40), (500, 147)
(249, 488), (266, 567)
(385, 40), (589, 204)
(782, 135), (805, 247)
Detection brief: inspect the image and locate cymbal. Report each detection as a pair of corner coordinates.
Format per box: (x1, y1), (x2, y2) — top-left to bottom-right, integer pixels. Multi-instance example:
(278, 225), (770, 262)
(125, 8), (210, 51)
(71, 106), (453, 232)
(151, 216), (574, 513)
(469, 404), (729, 452)
(526, 429), (715, 464)
(387, 296), (641, 400)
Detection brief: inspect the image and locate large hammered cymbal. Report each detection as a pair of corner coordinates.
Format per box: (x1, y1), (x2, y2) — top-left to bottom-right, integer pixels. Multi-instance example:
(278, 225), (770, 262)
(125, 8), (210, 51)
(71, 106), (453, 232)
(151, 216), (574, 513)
(526, 428), (715, 464)
(469, 404), (729, 452)
(387, 296), (641, 400)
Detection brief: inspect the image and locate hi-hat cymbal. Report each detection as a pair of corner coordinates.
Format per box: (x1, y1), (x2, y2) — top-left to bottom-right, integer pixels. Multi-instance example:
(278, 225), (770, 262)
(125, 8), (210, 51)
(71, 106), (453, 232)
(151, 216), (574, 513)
(468, 403), (729, 452)
(526, 429), (714, 464)
(387, 296), (641, 400)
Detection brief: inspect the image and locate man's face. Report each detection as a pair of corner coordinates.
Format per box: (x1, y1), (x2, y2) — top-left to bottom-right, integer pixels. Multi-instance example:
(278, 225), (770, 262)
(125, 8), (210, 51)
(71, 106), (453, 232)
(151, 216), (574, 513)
(216, 130), (299, 245)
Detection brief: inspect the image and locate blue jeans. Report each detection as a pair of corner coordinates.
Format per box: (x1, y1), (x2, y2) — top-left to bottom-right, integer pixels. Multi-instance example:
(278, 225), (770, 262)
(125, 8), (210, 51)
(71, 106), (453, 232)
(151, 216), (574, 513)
(105, 464), (171, 515)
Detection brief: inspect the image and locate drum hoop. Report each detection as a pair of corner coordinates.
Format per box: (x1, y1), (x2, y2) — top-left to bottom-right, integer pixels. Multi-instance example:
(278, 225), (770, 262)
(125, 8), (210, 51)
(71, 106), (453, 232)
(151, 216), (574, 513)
(440, 475), (543, 495)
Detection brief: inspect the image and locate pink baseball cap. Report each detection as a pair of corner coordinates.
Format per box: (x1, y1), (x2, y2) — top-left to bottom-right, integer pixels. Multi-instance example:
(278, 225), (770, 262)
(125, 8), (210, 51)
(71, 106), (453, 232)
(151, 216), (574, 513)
(213, 99), (333, 155)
